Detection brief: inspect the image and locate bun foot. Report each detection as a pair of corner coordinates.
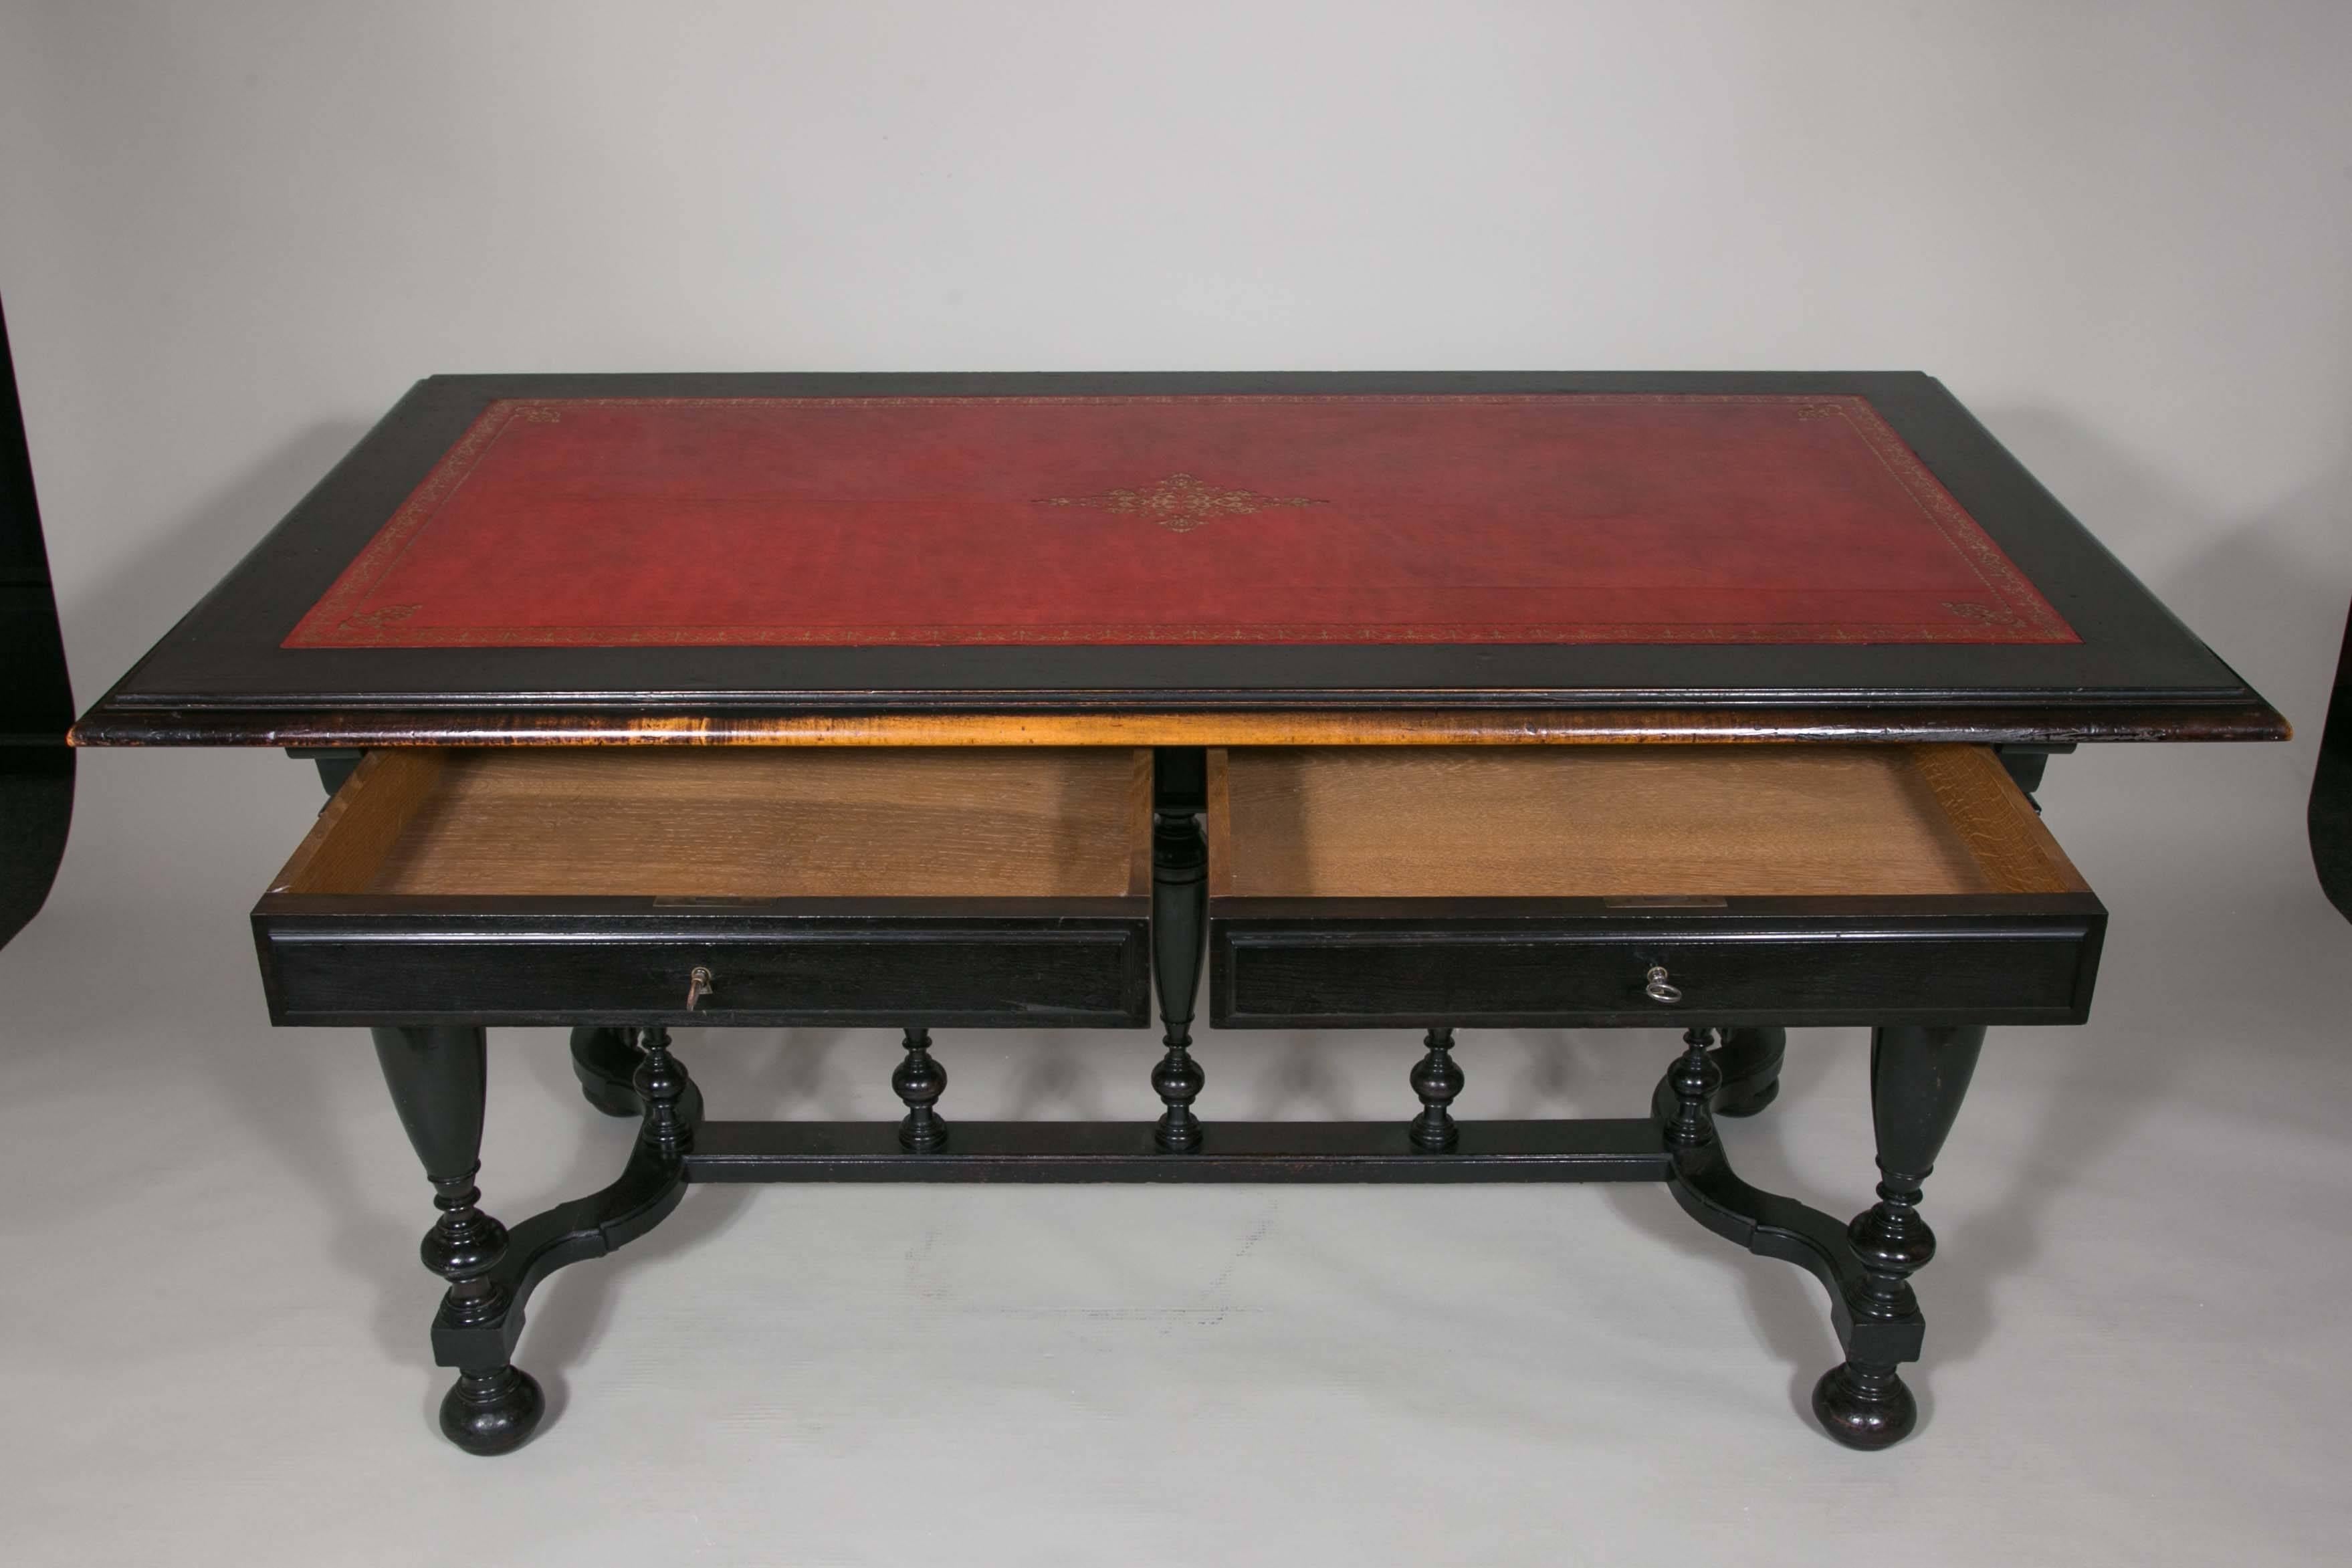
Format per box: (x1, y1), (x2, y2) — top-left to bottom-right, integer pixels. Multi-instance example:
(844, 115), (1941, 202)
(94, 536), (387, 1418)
(1711, 1026), (1784, 1119)
(1811, 1360), (1916, 1450)
(1713, 1077), (1781, 1118)
(439, 1365), (545, 1456)
(570, 1027), (642, 1118)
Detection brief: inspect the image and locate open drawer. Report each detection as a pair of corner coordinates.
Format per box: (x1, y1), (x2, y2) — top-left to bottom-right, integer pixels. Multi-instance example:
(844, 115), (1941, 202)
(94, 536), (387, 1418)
(1207, 744), (2105, 1029)
(253, 748), (1153, 1028)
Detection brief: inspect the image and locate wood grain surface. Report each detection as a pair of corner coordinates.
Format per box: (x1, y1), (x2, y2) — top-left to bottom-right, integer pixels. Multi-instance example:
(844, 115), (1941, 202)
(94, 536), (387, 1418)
(275, 748), (1150, 899)
(1210, 744), (2080, 899)
(1908, 744), (2090, 893)
(272, 750), (449, 895)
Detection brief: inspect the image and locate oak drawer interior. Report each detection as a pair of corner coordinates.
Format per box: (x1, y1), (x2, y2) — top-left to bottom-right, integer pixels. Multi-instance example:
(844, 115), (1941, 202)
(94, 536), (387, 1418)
(272, 747), (1154, 901)
(1208, 744), (2086, 901)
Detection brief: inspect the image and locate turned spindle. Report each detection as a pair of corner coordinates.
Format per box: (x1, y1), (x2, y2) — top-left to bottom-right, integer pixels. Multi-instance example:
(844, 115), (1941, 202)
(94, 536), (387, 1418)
(1665, 1027), (1723, 1148)
(631, 1025), (693, 1159)
(1408, 1027), (1464, 1151)
(893, 1027), (949, 1151)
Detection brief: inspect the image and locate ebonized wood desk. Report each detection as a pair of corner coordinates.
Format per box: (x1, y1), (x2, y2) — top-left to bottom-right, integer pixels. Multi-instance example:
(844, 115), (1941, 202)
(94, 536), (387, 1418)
(74, 372), (2284, 1456)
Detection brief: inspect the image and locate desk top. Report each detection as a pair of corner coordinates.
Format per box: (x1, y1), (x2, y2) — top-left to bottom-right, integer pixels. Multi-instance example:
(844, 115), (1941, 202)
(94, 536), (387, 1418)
(76, 372), (2282, 748)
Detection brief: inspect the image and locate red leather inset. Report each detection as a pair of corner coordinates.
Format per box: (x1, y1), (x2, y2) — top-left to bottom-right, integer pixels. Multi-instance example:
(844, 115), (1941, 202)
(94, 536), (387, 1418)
(286, 395), (2074, 649)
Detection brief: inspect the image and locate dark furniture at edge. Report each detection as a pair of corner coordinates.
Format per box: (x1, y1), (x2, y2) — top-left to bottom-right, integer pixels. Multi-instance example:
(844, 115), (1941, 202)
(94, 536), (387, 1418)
(0, 296), (74, 950)
(2309, 600), (2352, 922)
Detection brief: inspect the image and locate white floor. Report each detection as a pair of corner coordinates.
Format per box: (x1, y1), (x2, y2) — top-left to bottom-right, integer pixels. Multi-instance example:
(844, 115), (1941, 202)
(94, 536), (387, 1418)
(5, 736), (2349, 1567)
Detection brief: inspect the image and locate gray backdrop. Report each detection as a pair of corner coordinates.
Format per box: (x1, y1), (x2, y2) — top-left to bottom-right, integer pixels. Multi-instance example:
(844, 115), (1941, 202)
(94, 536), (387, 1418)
(2, 3), (2347, 1564)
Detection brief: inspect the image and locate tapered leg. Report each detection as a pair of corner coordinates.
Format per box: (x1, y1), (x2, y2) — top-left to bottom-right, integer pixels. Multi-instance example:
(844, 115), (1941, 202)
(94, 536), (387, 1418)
(370, 1025), (544, 1456)
(1150, 748), (1208, 1152)
(1813, 1024), (1986, 1450)
(1713, 1026), (1786, 1117)
(570, 1026), (643, 1117)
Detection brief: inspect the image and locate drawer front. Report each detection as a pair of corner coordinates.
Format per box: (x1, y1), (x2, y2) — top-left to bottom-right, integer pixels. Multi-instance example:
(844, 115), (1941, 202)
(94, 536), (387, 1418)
(258, 915), (1151, 1028)
(1212, 910), (2103, 1028)
(1208, 745), (2109, 1030)
(253, 746), (1158, 1028)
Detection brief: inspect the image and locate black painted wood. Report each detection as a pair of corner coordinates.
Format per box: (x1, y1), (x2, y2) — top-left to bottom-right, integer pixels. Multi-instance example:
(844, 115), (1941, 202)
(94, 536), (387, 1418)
(1668, 1135), (1925, 1370)
(0, 294), (74, 951)
(569, 1024), (642, 1117)
(631, 1025), (693, 1159)
(345, 1008), (2002, 1454)
(399, 1038), (1985, 1460)
(1210, 896), (2105, 1029)
(681, 1117), (1673, 1182)
(287, 746), (364, 797)
(893, 1027), (948, 1151)
(429, 1071), (699, 1375)
(75, 371), (2280, 744)
(1665, 1028), (1723, 1148)
(1812, 1024), (1986, 1450)
(252, 899), (1153, 1028)
(1150, 749), (1209, 1151)
(1407, 1027), (1463, 1151)
(368, 1024), (544, 1455)
(0, 748), (72, 951)
(2309, 600), (2352, 923)
(1994, 742), (2072, 804)
(1713, 1025), (1788, 1117)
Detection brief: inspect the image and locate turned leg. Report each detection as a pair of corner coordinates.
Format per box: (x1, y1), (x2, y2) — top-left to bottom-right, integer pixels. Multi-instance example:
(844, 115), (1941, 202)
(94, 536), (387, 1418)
(1408, 1028), (1463, 1151)
(1150, 748), (1208, 1152)
(1813, 1024), (1986, 1450)
(570, 1026), (643, 1117)
(893, 1027), (948, 1151)
(1713, 1026), (1786, 1117)
(370, 1025), (544, 1456)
